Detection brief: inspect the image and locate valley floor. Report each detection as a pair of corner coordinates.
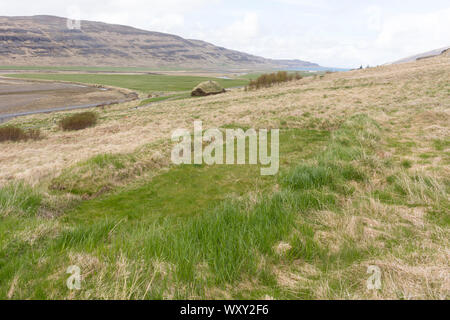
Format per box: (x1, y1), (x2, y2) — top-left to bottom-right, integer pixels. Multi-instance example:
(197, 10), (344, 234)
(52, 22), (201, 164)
(0, 52), (449, 299)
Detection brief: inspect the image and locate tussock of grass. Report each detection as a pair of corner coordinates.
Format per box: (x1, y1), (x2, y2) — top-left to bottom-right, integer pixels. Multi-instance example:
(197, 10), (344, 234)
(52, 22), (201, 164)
(0, 182), (42, 217)
(389, 171), (447, 205)
(282, 165), (334, 190)
(59, 112), (98, 131)
(54, 220), (118, 251)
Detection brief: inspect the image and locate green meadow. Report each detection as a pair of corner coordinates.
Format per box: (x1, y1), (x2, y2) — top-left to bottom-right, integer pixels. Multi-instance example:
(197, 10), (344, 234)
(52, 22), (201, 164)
(4, 73), (248, 94)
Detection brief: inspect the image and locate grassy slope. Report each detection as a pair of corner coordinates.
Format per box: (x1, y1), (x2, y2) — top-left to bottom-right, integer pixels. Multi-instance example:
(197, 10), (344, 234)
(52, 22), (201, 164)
(4, 73), (248, 94)
(0, 54), (449, 299)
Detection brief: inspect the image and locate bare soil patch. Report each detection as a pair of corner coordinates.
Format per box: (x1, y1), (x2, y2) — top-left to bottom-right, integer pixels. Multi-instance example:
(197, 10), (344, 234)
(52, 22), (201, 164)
(0, 77), (129, 117)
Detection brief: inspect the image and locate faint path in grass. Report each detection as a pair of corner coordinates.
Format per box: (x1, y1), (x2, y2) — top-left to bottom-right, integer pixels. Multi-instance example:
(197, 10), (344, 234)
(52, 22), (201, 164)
(65, 129), (330, 224)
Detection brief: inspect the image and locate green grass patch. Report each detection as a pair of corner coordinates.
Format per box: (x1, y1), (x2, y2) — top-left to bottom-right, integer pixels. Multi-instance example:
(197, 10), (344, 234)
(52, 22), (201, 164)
(401, 159), (413, 169)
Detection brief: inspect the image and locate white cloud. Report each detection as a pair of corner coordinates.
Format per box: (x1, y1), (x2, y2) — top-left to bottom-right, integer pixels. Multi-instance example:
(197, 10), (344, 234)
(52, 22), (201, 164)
(222, 13), (260, 44)
(274, 0), (331, 10)
(365, 6), (383, 32)
(375, 8), (450, 57)
(86, 0), (213, 32)
(148, 14), (185, 33)
(228, 6), (450, 67)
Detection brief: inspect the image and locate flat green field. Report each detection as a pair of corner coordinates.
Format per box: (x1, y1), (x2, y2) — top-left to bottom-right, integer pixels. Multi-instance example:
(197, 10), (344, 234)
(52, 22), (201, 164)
(5, 73), (248, 93)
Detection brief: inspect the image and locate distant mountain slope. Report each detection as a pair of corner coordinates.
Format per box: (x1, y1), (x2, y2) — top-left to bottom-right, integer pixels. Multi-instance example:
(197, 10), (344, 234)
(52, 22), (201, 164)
(389, 46), (450, 65)
(0, 15), (320, 70)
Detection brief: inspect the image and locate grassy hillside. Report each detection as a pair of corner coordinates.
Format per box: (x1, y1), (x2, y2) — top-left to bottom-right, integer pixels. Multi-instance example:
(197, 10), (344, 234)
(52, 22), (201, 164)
(0, 52), (449, 299)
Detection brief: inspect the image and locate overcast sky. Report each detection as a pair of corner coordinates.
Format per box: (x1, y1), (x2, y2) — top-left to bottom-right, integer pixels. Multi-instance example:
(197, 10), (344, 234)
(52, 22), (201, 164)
(1, 0), (449, 67)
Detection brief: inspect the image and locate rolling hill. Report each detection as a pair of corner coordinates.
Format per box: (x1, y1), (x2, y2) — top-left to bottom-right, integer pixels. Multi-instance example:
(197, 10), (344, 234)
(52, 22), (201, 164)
(389, 46), (450, 65)
(0, 15), (320, 70)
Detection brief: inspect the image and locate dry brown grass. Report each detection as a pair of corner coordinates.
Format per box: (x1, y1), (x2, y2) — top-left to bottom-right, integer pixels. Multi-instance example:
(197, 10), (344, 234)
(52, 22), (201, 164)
(2, 53), (448, 186)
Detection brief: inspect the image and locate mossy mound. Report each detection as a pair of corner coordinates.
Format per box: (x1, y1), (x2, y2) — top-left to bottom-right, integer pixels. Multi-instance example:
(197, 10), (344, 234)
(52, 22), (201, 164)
(191, 81), (226, 97)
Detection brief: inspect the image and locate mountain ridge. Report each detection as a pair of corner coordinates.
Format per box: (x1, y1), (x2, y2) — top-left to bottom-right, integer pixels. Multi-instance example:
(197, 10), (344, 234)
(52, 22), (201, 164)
(0, 15), (320, 71)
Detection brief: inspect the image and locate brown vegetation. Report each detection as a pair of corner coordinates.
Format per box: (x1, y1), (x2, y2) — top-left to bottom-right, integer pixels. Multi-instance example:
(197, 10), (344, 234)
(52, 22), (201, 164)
(59, 112), (98, 131)
(246, 71), (302, 90)
(0, 126), (41, 142)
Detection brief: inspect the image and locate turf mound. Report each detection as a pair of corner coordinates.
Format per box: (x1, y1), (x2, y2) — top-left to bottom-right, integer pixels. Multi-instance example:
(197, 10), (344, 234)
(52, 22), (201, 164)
(191, 80), (226, 96)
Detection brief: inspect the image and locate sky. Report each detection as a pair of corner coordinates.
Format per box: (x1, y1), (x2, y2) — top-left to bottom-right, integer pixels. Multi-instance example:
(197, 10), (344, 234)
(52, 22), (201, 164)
(1, 0), (449, 68)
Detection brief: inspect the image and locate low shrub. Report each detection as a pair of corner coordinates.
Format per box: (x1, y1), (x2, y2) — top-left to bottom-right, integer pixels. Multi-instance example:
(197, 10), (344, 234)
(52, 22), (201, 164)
(246, 71), (302, 90)
(0, 126), (25, 142)
(59, 112), (98, 131)
(0, 126), (42, 142)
